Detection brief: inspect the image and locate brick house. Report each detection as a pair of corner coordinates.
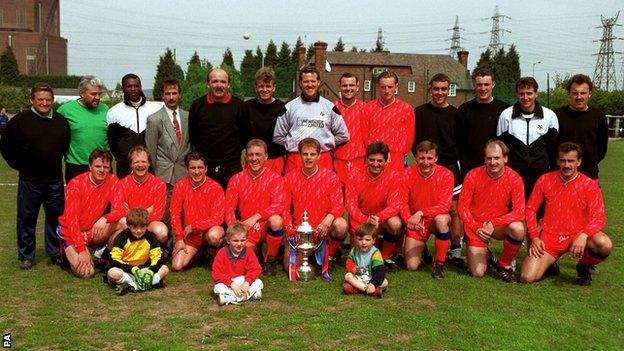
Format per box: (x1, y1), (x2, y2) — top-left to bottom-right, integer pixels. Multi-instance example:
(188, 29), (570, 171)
(296, 42), (473, 107)
(0, 0), (67, 75)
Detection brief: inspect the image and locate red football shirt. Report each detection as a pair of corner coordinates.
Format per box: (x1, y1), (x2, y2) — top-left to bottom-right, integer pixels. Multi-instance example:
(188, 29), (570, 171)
(526, 171), (606, 239)
(346, 168), (403, 223)
(108, 173), (167, 222)
(363, 98), (415, 155)
(283, 167), (343, 227)
(458, 166), (525, 233)
(224, 168), (285, 225)
(333, 99), (367, 161)
(58, 172), (118, 252)
(401, 164), (453, 221)
(169, 176), (224, 241)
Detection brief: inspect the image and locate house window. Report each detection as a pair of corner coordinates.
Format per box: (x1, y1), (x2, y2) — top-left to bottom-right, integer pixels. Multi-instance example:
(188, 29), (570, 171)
(364, 80), (371, 92)
(16, 8), (27, 29)
(407, 81), (416, 93)
(26, 48), (37, 74)
(449, 83), (457, 97)
(372, 67), (386, 76)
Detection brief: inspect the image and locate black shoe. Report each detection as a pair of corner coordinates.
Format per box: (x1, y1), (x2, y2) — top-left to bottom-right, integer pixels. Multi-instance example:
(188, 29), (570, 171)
(263, 257), (277, 276)
(545, 262), (560, 277)
(497, 265), (517, 283)
(576, 264), (592, 286)
(422, 246), (433, 265)
(447, 255), (467, 269)
(385, 259), (400, 274)
(432, 261), (445, 279)
(487, 248), (498, 269)
(19, 259), (33, 270)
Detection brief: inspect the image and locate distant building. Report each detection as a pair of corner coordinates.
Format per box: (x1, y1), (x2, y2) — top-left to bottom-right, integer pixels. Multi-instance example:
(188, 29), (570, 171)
(0, 0), (67, 75)
(296, 42), (473, 107)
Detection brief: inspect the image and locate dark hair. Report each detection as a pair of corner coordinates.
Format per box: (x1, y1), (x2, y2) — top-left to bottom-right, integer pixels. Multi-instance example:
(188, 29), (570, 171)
(299, 66), (320, 81)
(474, 68), (494, 81)
(415, 140), (438, 155)
(339, 72), (358, 84)
(376, 70), (398, 84)
(298, 137), (321, 154)
(184, 152), (206, 167)
(30, 82), (54, 98)
(515, 77), (538, 92)
(89, 147), (113, 165)
(255, 67), (276, 84)
(121, 73), (141, 87)
(566, 74), (593, 92)
(126, 207), (149, 227)
(161, 76), (181, 93)
(356, 222), (377, 239)
(429, 73), (450, 87)
(558, 142), (582, 159)
(366, 141), (389, 160)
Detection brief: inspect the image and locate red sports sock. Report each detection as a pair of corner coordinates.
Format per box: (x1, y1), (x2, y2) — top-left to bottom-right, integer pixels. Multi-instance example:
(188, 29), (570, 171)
(434, 237), (451, 263)
(579, 249), (607, 266)
(264, 234), (282, 261)
(381, 242), (396, 260)
(498, 236), (523, 268)
(326, 236), (343, 257)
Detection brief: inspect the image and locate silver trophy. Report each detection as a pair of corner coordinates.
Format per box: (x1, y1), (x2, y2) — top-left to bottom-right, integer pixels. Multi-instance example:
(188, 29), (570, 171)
(289, 210), (322, 282)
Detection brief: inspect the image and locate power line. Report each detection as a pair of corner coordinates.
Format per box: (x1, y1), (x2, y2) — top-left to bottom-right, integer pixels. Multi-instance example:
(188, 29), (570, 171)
(484, 5), (511, 52)
(448, 15), (463, 58)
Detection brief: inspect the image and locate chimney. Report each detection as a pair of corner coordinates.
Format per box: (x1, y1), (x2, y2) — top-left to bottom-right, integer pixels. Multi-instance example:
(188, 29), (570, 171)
(314, 41), (328, 73)
(297, 46), (306, 68)
(457, 50), (469, 68)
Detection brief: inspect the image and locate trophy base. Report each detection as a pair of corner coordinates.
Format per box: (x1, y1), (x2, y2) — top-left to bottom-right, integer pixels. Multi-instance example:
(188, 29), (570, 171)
(297, 264), (315, 282)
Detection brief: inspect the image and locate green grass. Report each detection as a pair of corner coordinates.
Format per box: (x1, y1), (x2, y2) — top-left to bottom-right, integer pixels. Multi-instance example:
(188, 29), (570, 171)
(1, 142), (623, 350)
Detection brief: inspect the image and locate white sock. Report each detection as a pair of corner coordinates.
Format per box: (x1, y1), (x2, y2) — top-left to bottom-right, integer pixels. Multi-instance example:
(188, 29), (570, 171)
(152, 273), (161, 285)
(117, 272), (138, 290)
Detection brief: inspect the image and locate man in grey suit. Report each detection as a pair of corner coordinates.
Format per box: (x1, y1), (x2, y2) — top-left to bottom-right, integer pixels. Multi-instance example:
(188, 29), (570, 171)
(146, 76), (191, 226)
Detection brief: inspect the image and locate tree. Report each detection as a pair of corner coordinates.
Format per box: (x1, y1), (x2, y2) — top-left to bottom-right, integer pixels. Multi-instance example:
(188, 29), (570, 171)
(265, 40), (278, 67)
(490, 48), (508, 82)
(277, 41), (292, 67)
(180, 53), (211, 110)
(291, 36), (305, 65)
(306, 43), (315, 61)
(153, 48), (177, 100)
(0, 45), (20, 86)
(334, 37), (345, 52)
(471, 49), (493, 79)
(188, 51), (201, 66)
(254, 46), (264, 68)
(221, 47), (234, 67)
(350, 46), (358, 53)
(506, 44), (521, 82)
(241, 49), (259, 97)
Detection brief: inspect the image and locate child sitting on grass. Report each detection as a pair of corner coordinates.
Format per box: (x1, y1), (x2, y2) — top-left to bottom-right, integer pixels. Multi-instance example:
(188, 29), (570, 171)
(343, 223), (388, 298)
(106, 207), (169, 294)
(212, 222), (264, 305)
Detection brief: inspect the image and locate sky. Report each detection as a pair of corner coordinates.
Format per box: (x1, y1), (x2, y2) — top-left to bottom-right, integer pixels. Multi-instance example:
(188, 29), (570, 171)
(60, 0), (624, 91)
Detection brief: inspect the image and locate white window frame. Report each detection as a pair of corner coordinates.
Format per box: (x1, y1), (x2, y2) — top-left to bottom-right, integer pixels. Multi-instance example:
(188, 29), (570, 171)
(364, 80), (371, 92)
(407, 81), (416, 93)
(449, 83), (457, 97)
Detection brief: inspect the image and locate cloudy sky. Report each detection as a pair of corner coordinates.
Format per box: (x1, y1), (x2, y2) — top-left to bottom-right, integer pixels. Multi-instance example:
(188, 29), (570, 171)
(60, 0), (623, 91)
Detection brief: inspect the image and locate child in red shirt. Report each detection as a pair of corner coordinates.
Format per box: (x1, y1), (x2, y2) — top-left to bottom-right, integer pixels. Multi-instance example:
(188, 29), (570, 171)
(212, 222), (264, 305)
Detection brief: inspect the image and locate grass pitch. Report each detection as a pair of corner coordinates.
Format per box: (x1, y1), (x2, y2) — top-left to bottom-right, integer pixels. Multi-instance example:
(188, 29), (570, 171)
(0, 141), (623, 350)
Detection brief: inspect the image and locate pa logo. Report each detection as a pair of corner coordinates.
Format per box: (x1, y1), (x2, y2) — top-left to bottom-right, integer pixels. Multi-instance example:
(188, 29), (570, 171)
(2, 333), (10, 348)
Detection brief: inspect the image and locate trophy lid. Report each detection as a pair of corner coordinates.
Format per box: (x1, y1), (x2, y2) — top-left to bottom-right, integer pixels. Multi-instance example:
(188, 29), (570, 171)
(296, 210), (314, 234)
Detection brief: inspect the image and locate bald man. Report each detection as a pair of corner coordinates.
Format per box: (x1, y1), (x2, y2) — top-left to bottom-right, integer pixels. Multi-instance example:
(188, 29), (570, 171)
(188, 68), (251, 189)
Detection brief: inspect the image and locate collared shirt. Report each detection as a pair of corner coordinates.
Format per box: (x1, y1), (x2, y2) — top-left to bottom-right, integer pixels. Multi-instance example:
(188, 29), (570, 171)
(165, 106), (182, 134)
(30, 106), (53, 119)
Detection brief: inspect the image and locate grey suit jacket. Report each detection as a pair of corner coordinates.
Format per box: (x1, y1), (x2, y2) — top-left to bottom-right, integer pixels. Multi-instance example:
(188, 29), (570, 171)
(145, 107), (191, 185)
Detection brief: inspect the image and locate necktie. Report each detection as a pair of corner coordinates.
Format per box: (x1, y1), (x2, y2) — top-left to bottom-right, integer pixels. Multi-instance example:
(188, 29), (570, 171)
(172, 110), (182, 144)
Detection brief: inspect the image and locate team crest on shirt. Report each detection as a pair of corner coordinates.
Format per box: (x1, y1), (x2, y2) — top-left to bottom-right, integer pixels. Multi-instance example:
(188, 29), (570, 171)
(558, 235), (569, 243)
(320, 110), (327, 117)
(537, 124), (543, 130)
